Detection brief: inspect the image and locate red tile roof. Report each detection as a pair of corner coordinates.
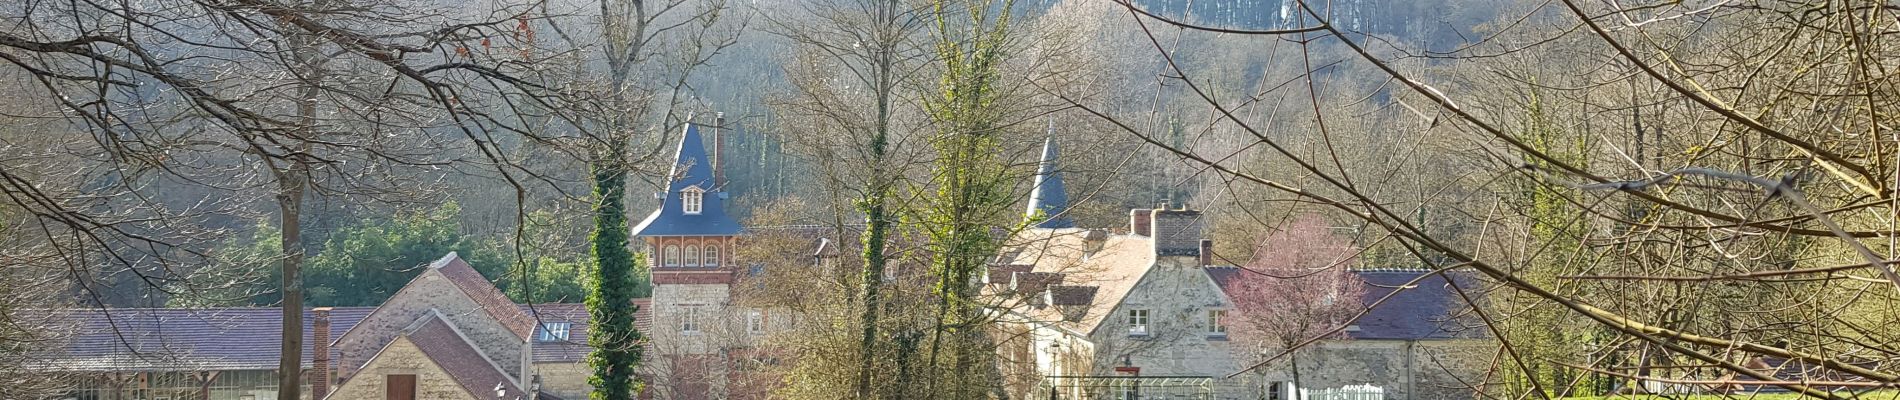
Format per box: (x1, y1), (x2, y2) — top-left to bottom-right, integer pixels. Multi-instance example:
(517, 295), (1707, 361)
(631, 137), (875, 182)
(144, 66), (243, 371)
(430, 253), (537, 340)
(403, 313), (529, 399)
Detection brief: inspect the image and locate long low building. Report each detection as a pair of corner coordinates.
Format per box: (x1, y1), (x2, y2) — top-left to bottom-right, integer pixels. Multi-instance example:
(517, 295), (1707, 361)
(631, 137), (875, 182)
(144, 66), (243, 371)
(34, 260), (640, 400)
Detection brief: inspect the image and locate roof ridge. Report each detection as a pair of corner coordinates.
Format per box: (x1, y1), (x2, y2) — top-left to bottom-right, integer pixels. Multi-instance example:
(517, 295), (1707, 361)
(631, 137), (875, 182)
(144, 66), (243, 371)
(406, 310), (520, 391)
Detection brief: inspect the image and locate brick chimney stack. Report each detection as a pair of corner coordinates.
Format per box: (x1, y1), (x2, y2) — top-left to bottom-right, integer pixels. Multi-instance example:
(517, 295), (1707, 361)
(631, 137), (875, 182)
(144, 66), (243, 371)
(312, 307), (334, 399)
(1150, 207), (1205, 257)
(1129, 208), (1153, 236)
(1198, 239), (1215, 267)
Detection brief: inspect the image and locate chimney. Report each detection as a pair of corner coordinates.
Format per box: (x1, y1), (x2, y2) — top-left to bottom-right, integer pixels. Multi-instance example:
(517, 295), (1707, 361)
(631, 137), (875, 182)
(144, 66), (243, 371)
(312, 307), (334, 399)
(712, 112), (726, 188)
(1129, 209), (1153, 237)
(1198, 239), (1214, 267)
(1151, 207), (1205, 258)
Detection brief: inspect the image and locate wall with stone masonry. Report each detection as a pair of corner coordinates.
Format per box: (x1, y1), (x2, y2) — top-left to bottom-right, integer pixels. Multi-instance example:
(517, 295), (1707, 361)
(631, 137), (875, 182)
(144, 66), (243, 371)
(333, 270), (525, 382)
(327, 337), (479, 400)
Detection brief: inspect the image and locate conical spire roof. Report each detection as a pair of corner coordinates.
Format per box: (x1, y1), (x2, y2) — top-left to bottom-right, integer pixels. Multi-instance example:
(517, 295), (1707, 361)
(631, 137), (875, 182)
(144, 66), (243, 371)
(1026, 136), (1074, 229)
(631, 123), (743, 237)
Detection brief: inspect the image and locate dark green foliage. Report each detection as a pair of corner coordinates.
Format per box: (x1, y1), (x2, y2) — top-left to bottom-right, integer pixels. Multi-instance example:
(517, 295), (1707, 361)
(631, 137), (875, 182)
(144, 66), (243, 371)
(300, 202), (507, 306)
(182, 202), (604, 308)
(586, 162), (644, 400)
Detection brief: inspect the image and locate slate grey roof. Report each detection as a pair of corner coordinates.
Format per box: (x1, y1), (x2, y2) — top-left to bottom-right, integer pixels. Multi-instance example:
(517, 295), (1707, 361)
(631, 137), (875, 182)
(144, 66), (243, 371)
(44, 306), (375, 371)
(1350, 269), (1478, 340)
(1025, 136), (1074, 229)
(632, 123), (744, 237)
(1201, 266), (1480, 341)
(39, 301), (622, 371)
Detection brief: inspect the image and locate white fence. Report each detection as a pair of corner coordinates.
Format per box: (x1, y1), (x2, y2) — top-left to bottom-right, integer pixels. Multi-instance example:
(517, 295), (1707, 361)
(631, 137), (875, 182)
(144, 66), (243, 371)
(1298, 384), (1385, 400)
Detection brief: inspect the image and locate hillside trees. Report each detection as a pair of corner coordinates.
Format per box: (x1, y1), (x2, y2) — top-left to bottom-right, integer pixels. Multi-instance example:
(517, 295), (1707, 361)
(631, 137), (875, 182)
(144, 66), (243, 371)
(1062, 1), (1900, 398)
(0, 0), (603, 396)
(767, 0), (925, 395)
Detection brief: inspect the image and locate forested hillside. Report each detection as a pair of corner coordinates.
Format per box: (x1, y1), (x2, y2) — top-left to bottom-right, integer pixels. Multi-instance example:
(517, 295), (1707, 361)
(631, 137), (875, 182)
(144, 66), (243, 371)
(5, 0), (1897, 398)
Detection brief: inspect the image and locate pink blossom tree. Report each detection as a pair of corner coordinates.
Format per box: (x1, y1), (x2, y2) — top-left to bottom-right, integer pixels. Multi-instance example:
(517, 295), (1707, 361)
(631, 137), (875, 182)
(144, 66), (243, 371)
(1227, 214), (1369, 398)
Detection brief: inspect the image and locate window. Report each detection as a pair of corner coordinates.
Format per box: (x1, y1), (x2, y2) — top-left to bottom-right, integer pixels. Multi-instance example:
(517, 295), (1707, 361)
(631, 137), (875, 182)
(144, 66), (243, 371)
(684, 245), (701, 267)
(682, 188), (704, 214)
(703, 245), (720, 267)
(1206, 309), (1227, 337)
(1267, 381), (1285, 400)
(664, 245), (680, 267)
(1116, 384), (1139, 400)
(746, 310), (765, 334)
(681, 307), (699, 333)
(385, 374), (416, 400)
(539, 322), (571, 341)
(1126, 309), (1149, 336)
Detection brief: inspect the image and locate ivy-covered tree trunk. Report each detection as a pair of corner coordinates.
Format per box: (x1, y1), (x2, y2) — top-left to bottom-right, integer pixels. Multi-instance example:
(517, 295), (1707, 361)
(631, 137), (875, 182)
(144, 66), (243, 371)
(851, 1), (904, 398)
(916, 1), (1017, 398)
(587, 158), (644, 400)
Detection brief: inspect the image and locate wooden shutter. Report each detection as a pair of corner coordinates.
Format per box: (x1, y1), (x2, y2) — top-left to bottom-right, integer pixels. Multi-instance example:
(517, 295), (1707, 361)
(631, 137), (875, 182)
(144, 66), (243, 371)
(385, 374), (416, 400)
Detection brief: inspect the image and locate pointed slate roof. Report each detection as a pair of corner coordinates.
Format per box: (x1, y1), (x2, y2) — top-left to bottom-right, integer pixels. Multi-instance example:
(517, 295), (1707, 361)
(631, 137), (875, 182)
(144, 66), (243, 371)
(1025, 136), (1074, 228)
(631, 123), (744, 237)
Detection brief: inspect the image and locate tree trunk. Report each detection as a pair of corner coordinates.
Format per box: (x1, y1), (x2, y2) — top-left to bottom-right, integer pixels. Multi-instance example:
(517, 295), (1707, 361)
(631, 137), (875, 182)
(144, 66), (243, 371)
(275, 172), (307, 400)
(1290, 352), (1304, 400)
(851, 2), (899, 398)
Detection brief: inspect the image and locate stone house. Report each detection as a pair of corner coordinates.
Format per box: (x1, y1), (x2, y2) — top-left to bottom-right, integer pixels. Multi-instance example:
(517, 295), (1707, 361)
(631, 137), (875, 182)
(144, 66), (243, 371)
(992, 137), (1490, 400)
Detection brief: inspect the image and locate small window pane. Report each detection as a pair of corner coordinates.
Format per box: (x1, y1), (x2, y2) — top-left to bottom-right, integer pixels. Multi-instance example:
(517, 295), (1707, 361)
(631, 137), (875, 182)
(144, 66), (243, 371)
(540, 322), (571, 341)
(682, 307), (699, 332)
(682, 189), (703, 214)
(1127, 309), (1149, 336)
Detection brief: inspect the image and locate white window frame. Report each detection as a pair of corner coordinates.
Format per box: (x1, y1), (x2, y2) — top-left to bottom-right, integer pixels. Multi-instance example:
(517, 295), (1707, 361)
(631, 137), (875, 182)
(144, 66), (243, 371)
(539, 322), (571, 341)
(703, 245), (721, 267)
(746, 310), (765, 335)
(681, 307), (700, 333)
(681, 187), (704, 215)
(1206, 309), (1228, 337)
(663, 245), (680, 267)
(1116, 384), (1139, 400)
(1126, 309), (1149, 336)
(684, 245), (701, 267)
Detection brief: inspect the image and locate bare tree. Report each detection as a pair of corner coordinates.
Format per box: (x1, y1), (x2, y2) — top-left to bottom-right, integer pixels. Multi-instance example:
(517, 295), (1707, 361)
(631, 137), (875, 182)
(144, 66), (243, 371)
(1228, 214), (1368, 398)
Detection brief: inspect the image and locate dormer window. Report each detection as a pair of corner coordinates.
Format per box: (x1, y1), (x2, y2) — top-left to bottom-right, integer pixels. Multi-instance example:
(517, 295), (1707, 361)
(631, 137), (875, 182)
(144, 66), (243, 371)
(681, 187), (704, 215)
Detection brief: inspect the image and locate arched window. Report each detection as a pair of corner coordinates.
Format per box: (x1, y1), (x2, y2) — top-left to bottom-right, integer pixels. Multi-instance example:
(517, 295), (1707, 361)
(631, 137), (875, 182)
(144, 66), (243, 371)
(684, 245), (701, 267)
(681, 187), (704, 214)
(663, 245), (680, 267)
(703, 245), (720, 267)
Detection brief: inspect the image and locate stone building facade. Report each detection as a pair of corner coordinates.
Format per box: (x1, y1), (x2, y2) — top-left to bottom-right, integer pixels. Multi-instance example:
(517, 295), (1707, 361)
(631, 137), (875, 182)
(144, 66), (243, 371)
(993, 138), (1491, 400)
